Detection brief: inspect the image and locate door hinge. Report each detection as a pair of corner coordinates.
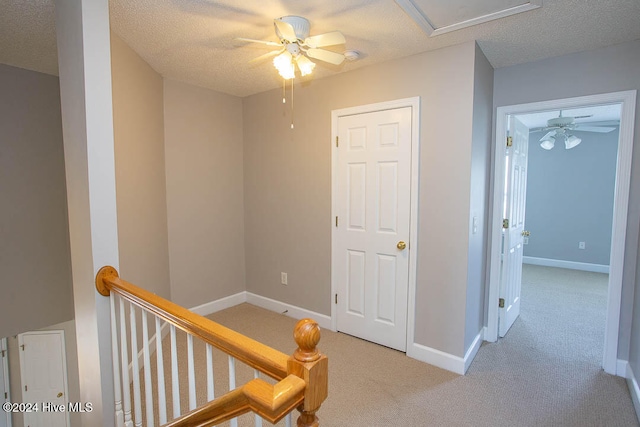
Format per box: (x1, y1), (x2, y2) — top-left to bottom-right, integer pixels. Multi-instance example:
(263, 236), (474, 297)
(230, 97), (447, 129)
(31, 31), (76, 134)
(335, 294), (338, 304)
(335, 216), (338, 227)
(20, 344), (25, 351)
(25, 385), (27, 392)
(336, 136), (339, 147)
(1, 350), (5, 357)
(506, 136), (513, 147)
(499, 298), (505, 308)
(502, 218), (509, 229)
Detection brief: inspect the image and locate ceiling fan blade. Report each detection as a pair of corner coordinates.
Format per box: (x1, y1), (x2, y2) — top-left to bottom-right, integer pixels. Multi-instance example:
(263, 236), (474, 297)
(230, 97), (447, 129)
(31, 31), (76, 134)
(304, 31), (346, 48)
(574, 125), (616, 133)
(236, 37), (282, 47)
(274, 19), (298, 42)
(249, 49), (283, 64)
(306, 48), (345, 65)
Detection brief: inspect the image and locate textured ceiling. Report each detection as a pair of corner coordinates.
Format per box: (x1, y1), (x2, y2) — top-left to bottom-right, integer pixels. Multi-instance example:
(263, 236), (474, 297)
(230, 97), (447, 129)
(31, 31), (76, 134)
(1, 0), (640, 97)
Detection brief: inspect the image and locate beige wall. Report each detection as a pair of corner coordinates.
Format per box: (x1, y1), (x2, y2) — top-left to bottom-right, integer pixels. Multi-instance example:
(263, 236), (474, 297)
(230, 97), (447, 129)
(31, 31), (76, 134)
(111, 33), (171, 298)
(0, 64), (74, 339)
(163, 79), (246, 308)
(243, 41), (486, 356)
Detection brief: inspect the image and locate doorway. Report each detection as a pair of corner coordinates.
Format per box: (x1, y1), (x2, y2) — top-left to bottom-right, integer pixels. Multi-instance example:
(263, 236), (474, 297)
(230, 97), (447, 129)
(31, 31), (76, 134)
(486, 91), (637, 375)
(330, 97), (421, 351)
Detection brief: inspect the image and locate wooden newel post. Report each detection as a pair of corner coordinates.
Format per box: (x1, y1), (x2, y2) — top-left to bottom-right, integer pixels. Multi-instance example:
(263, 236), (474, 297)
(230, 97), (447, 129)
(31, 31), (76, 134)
(288, 319), (328, 427)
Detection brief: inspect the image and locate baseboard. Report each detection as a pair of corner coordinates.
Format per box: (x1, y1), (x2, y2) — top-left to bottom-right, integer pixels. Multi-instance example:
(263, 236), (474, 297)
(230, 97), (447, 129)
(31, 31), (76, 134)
(625, 362), (640, 422)
(190, 292), (248, 316)
(246, 292), (332, 330)
(523, 256), (609, 273)
(618, 359), (629, 377)
(463, 330), (484, 373)
(407, 342), (465, 375)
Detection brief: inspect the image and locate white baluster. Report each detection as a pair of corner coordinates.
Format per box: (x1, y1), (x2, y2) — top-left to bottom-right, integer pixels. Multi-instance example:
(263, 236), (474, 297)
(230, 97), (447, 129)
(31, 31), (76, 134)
(130, 305), (143, 427)
(110, 294), (125, 427)
(187, 334), (196, 411)
(119, 298), (133, 427)
(155, 317), (167, 424)
(254, 369), (262, 427)
(170, 325), (180, 418)
(141, 310), (154, 427)
(229, 356), (237, 427)
(285, 412), (292, 427)
(206, 344), (214, 401)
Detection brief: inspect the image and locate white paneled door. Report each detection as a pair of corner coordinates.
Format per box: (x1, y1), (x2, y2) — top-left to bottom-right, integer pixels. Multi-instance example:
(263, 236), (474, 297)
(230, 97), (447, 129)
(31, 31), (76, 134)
(335, 106), (412, 351)
(19, 331), (69, 427)
(499, 116), (530, 337)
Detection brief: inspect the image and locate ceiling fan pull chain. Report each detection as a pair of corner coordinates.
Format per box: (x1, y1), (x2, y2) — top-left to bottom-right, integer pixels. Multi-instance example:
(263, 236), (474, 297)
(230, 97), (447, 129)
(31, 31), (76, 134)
(290, 77), (295, 129)
(282, 78), (286, 104)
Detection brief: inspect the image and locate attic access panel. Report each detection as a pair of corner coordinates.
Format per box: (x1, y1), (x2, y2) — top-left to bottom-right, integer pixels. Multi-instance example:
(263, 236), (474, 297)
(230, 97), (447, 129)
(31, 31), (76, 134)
(394, 0), (542, 36)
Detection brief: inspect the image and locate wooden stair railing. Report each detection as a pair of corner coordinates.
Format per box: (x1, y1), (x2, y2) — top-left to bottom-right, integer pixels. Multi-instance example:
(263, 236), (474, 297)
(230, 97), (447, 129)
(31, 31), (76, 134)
(96, 266), (328, 427)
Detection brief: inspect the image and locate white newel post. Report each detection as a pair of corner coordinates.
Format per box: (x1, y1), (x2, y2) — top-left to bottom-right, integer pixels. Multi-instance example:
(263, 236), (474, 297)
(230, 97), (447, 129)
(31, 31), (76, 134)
(54, 0), (119, 425)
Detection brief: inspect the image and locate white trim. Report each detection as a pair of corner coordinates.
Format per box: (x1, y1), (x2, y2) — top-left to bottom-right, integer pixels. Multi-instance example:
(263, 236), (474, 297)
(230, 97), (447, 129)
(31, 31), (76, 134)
(246, 293), (332, 330)
(190, 292), (247, 316)
(406, 330), (484, 375)
(464, 330), (484, 373)
(0, 338), (10, 427)
(330, 97), (421, 354)
(394, 0), (542, 37)
(523, 256), (610, 273)
(619, 359), (629, 377)
(626, 362), (640, 422)
(486, 91), (636, 377)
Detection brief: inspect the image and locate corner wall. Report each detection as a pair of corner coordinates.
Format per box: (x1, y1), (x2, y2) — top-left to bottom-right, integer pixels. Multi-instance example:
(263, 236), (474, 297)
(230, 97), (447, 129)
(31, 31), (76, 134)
(163, 79), (246, 308)
(111, 33), (171, 297)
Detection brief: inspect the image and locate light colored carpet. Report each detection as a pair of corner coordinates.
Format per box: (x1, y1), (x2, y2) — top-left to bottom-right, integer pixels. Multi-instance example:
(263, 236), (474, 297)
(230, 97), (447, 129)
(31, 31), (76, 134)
(139, 265), (638, 426)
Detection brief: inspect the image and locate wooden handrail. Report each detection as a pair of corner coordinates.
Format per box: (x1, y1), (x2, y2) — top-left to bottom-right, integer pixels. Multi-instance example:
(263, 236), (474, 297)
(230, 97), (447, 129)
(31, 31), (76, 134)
(95, 266), (328, 427)
(165, 375), (306, 426)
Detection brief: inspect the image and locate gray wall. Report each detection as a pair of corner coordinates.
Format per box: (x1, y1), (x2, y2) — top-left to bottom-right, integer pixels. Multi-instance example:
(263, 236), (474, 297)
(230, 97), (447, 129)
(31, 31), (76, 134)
(243, 41), (490, 358)
(0, 64), (74, 339)
(524, 127), (619, 266)
(111, 33), (171, 298)
(163, 79), (246, 309)
(493, 39), (640, 361)
(465, 44), (494, 350)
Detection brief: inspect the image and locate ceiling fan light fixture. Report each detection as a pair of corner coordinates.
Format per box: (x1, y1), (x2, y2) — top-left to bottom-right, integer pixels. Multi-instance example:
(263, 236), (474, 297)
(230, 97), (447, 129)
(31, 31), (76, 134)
(273, 51), (295, 80)
(540, 136), (556, 150)
(540, 137), (555, 150)
(296, 54), (316, 76)
(565, 134), (582, 149)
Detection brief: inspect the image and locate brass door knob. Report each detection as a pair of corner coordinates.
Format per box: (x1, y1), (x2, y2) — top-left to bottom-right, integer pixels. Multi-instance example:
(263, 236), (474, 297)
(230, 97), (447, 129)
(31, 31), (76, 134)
(397, 241), (407, 250)
(57, 392), (63, 398)
(521, 230), (530, 237)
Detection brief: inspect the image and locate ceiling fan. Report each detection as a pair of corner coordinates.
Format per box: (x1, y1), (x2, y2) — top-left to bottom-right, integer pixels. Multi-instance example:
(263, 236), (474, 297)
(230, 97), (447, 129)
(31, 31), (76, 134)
(237, 16), (347, 79)
(530, 111), (617, 150)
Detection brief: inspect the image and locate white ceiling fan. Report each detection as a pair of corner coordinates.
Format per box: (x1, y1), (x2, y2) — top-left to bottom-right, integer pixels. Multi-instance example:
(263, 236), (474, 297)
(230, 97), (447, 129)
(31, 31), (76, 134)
(530, 110), (617, 150)
(237, 16), (347, 79)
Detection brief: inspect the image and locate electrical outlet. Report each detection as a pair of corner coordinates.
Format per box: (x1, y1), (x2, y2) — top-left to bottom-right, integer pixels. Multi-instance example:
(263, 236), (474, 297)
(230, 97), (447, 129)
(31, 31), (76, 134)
(281, 272), (288, 285)
(579, 242), (586, 249)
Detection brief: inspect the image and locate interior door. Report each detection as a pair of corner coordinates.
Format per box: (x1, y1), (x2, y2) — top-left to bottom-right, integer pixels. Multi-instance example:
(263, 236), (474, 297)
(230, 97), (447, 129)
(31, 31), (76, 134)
(19, 331), (69, 427)
(499, 116), (529, 337)
(334, 106), (412, 351)
(0, 338), (9, 427)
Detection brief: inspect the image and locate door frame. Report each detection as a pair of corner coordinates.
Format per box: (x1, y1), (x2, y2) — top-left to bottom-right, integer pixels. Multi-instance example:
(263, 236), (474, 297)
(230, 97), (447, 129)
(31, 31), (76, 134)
(330, 97), (421, 351)
(18, 330), (70, 427)
(486, 90), (637, 375)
